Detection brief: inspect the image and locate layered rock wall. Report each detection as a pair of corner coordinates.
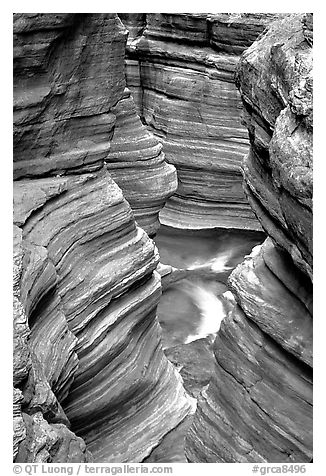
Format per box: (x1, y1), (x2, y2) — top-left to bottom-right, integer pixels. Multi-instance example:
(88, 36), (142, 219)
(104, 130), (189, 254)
(120, 14), (283, 230)
(185, 13), (313, 463)
(13, 12), (313, 464)
(13, 13), (191, 463)
(106, 87), (177, 236)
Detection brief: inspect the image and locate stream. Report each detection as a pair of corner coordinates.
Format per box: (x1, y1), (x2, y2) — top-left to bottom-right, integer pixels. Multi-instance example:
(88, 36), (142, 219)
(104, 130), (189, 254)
(154, 225), (266, 349)
(143, 225), (266, 462)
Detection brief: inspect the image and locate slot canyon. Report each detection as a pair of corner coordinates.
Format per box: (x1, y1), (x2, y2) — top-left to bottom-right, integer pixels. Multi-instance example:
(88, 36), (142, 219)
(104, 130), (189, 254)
(13, 13), (313, 463)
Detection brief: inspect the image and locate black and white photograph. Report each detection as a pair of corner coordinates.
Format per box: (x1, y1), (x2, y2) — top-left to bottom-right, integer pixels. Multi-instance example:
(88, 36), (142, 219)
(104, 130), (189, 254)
(11, 2), (316, 473)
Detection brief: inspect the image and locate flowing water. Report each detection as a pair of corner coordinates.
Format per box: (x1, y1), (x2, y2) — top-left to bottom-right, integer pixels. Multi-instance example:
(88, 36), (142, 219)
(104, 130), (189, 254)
(154, 226), (265, 349)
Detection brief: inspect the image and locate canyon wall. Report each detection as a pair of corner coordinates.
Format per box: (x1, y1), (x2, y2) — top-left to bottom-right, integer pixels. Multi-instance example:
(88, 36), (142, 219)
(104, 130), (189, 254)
(13, 12), (313, 464)
(13, 13), (191, 463)
(185, 13), (313, 462)
(120, 13), (283, 230)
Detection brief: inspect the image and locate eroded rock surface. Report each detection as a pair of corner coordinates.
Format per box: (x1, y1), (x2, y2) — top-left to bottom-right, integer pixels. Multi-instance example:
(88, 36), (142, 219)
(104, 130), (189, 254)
(120, 14), (283, 230)
(13, 225), (90, 463)
(14, 13), (176, 236)
(106, 87), (177, 236)
(13, 13), (191, 463)
(185, 13), (313, 463)
(13, 12), (313, 464)
(187, 303), (312, 462)
(237, 14), (313, 279)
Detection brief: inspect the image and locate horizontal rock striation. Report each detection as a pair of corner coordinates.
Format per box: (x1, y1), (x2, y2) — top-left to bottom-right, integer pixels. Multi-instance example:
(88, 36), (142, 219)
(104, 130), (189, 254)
(13, 13), (191, 463)
(13, 13), (176, 236)
(13, 14), (126, 178)
(120, 14), (282, 230)
(185, 14), (313, 463)
(106, 87), (177, 236)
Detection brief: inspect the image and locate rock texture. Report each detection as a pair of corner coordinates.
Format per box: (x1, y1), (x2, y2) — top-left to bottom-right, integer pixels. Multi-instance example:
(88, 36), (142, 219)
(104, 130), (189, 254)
(14, 14), (125, 178)
(13, 13), (191, 463)
(106, 87), (177, 236)
(13, 224), (90, 463)
(13, 13), (176, 236)
(237, 14), (313, 279)
(185, 14), (313, 463)
(13, 12), (313, 464)
(120, 14), (283, 230)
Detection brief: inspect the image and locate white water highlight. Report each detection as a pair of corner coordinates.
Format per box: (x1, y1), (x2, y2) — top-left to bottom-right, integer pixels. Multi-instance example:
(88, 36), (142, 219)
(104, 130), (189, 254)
(181, 282), (227, 344)
(187, 249), (233, 273)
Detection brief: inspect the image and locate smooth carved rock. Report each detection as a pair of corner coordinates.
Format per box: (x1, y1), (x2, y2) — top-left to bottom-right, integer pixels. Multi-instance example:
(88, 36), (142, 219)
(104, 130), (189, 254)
(13, 228), (89, 462)
(14, 12), (313, 464)
(120, 14), (283, 230)
(15, 167), (191, 462)
(14, 13), (127, 178)
(107, 87), (178, 236)
(13, 13), (192, 463)
(185, 14), (313, 463)
(228, 239), (312, 367)
(185, 304), (312, 462)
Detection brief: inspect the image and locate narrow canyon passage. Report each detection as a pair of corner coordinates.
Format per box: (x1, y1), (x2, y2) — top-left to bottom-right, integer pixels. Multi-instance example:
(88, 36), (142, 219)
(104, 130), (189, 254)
(141, 225), (266, 462)
(13, 12), (313, 465)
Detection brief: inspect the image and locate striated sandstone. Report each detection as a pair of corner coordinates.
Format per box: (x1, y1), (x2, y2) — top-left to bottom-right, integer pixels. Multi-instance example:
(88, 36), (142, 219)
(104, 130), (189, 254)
(14, 11), (313, 464)
(185, 14), (313, 463)
(14, 14), (126, 178)
(106, 87), (177, 236)
(121, 14), (284, 230)
(13, 13), (191, 463)
(13, 13), (177, 237)
(186, 303), (312, 462)
(14, 163), (191, 463)
(228, 239), (312, 367)
(13, 229), (90, 462)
